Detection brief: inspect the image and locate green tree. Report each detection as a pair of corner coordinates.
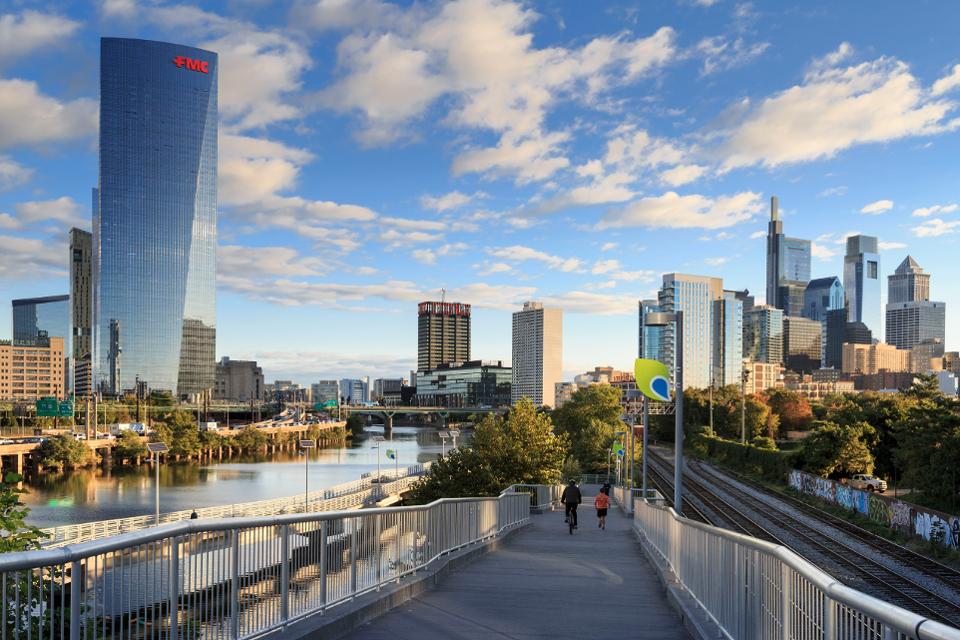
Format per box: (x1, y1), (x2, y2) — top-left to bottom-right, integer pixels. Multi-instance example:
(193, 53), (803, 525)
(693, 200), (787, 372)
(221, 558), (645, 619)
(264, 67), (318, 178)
(553, 385), (625, 472)
(893, 381), (960, 505)
(233, 425), (268, 451)
(114, 430), (147, 459)
(406, 448), (498, 503)
(762, 388), (814, 435)
(795, 420), (875, 478)
(152, 410), (201, 456)
(346, 414), (364, 436)
(35, 435), (90, 471)
(0, 473), (45, 552)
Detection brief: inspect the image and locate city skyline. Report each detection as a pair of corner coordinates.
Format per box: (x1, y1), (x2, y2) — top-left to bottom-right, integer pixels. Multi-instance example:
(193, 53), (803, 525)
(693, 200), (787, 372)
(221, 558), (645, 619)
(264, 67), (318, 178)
(2, 2), (960, 383)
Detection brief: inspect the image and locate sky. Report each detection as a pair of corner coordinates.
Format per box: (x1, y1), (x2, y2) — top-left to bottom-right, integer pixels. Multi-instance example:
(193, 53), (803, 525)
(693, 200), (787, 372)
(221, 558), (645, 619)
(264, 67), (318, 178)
(1, 0), (959, 384)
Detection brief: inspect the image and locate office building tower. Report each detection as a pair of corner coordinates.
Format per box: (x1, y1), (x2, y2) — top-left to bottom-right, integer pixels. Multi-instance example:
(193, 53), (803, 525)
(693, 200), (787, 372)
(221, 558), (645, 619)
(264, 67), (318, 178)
(70, 228), (93, 395)
(373, 378), (404, 405)
(12, 295), (71, 393)
(822, 309), (847, 370)
(766, 196), (811, 314)
(0, 336), (65, 401)
(417, 301), (471, 371)
(728, 289), (755, 314)
(744, 305), (784, 365)
(311, 380), (341, 404)
(213, 357), (264, 402)
(638, 299), (667, 362)
(844, 235), (881, 336)
(886, 301), (946, 351)
(784, 316), (822, 374)
(512, 301), (563, 407)
(340, 378), (370, 404)
(713, 291), (744, 386)
(803, 277), (845, 322)
(658, 274), (724, 389)
(888, 256), (930, 304)
(910, 339), (945, 373)
(842, 342), (910, 375)
(94, 38), (217, 397)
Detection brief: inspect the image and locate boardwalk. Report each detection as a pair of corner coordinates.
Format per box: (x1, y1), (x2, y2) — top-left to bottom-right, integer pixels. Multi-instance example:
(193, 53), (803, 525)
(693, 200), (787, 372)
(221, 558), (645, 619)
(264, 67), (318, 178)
(344, 491), (691, 640)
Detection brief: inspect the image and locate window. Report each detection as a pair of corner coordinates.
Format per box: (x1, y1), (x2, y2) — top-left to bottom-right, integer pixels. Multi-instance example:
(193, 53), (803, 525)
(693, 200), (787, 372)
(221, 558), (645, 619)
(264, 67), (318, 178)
(868, 261), (878, 279)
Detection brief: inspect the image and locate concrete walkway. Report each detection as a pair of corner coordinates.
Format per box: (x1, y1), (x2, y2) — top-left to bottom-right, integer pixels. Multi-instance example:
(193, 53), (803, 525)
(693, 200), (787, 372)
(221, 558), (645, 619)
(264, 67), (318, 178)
(343, 493), (691, 639)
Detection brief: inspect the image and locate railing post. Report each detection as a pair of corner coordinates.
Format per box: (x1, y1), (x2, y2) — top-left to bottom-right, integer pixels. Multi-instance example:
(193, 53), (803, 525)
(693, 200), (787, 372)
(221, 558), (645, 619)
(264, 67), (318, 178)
(231, 529), (240, 640)
(169, 536), (180, 640)
(350, 517), (358, 596)
(319, 520), (327, 612)
(396, 511), (402, 582)
(69, 560), (82, 640)
(280, 524), (290, 623)
(780, 566), (791, 640)
(375, 513), (382, 590)
(822, 595), (834, 640)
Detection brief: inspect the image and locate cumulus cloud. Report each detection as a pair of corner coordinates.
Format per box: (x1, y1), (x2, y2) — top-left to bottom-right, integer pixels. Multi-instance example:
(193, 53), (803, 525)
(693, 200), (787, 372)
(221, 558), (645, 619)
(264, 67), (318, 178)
(860, 199), (893, 214)
(411, 242), (469, 265)
(218, 245), (330, 278)
(879, 241), (907, 250)
(420, 191), (481, 212)
(0, 234), (66, 279)
(912, 218), (960, 238)
(487, 245), (582, 272)
(811, 242), (837, 261)
(705, 257), (729, 266)
(659, 164), (707, 187)
(0, 10), (80, 64)
(597, 191), (763, 230)
(14, 196), (86, 228)
(0, 155), (32, 190)
(911, 203), (958, 217)
(0, 79), (97, 150)
(476, 261), (513, 276)
(932, 63), (960, 96)
(696, 36), (769, 76)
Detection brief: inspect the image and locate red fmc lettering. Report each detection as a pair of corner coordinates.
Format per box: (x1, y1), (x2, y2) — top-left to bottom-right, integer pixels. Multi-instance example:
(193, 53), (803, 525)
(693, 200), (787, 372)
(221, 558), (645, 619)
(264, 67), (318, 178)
(172, 56), (209, 74)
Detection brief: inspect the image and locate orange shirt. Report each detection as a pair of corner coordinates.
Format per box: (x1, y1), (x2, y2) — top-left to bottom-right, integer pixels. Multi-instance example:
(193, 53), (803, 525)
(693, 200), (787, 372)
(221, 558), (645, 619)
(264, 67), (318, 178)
(595, 493), (610, 509)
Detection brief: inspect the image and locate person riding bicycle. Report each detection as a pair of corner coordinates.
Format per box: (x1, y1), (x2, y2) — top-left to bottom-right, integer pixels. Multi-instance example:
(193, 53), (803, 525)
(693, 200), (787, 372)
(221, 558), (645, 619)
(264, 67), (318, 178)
(561, 480), (582, 528)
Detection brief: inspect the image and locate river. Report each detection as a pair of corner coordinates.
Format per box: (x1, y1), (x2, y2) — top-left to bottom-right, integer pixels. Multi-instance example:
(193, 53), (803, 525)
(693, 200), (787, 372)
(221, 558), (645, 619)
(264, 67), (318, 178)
(22, 426), (462, 528)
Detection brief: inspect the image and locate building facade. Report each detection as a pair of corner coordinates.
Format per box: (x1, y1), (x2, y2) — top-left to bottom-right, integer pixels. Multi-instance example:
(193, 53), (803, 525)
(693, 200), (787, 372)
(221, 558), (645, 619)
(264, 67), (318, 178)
(638, 299), (667, 362)
(70, 228), (93, 396)
(340, 378), (370, 404)
(886, 301), (946, 351)
(887, 256), (930, 304)
(416, 360), (512, 407)
(12, 295), (71, 393)
(766, 196), (811, 316)
(511, 301), (563, 407)
(784, 316), (822, 374)
(844, 235), (881, 337)
(95, 38), (218, 398)
(417, 301), (471, 371)
(713, 291), (744, 386)
(0, 337), (65, 400)
(743, 305), (784, 365)
(213, 357), (264, 402)
(658, 273), (724, 389)
(784, 374), (855, 401)
(803, 277), (844, 322)
(311, 380), (341, 404)
(373, 378), (404, 406)
(842, 342), (910, 375)
(743, 361), (784, 395)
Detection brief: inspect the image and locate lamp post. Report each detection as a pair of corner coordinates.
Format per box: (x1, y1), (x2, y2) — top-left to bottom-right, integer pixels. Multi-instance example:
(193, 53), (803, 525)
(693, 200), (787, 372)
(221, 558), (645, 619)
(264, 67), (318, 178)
(146, 442), (169, 525)
(644, 310), (684, 514)
(741, 361), (749, 444)
(448, 429), (460, 450)
(642, 396), (649, 499)
(614, 430), (626, 486)
(438, 430), (449, 457)
(371, 435), (386, 481)
(300, 439), (315, 511)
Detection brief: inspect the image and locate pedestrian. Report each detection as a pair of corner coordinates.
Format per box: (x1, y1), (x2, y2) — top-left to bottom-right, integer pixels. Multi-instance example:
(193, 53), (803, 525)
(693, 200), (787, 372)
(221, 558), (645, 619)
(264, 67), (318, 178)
(190, 509), (199, 520)
(595, 488), (610, 530)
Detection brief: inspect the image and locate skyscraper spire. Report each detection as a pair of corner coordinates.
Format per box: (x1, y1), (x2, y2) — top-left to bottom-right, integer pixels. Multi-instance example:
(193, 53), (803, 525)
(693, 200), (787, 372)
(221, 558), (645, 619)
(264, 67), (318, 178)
(770, 195), (779, 221)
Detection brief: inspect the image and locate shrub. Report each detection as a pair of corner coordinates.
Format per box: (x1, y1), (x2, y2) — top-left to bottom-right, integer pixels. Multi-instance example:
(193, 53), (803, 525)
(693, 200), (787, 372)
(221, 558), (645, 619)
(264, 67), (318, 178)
(35, 435), (90, 471)
(114, 430), (147, 459)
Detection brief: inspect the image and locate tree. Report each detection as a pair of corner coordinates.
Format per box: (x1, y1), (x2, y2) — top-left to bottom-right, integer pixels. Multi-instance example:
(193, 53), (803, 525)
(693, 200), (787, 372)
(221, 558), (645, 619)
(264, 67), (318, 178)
(35, 435), (90, 471)
(795, 421), (875, 478)
(346, 414), (364, 436)
(406, 448), (498, 503)
(0, 473), (45, 552)
(114, 430), (147, 459)
(553, 385), (625, 472)
(153, 410), (200, 456)
(762, 389), (813, 435)
(233, 425), (268, 451)
(893, 384), (960, 505)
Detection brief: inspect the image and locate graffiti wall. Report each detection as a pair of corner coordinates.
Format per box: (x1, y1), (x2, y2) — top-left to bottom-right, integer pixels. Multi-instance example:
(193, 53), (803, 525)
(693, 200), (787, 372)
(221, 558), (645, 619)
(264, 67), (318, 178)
(787, 469), (960, 548)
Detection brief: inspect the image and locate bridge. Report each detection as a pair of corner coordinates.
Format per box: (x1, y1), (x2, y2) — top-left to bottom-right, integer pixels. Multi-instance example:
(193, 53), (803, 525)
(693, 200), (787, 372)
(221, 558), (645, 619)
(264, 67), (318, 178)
(2, 482), (957, 640)
(341, 405), (509, 429)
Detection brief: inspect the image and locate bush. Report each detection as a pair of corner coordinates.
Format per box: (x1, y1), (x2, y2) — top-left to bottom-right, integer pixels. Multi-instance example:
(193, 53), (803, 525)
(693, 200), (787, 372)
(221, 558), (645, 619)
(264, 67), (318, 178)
(346, 414), (364, 436)
(691, 433), (795, 482)
(233, 425), (268, 451)
(35, 435), (90, 471)
(114, 430), (147, 459)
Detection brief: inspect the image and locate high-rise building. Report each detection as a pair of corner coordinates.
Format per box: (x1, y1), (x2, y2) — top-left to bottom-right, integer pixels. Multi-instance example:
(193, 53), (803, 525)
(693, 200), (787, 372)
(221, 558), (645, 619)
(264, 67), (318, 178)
(213, 357), (264, 402)
(12, 295), (70, 393)
(728, 289), (755, 313)
(638, 299), (667, 363)
(766, 196), (811, 315)
(417, 301), (471, 371)
(822, 309), (849, 370)
(887, 256), (930, 304)
(94, 38), (217, 397)
(714, 291), (744, 386)
(511, 301), (563, 407)
(658, 273), (724, 389)
(340, 378), (370, 404)
(70, 228), (93, 396)
(743, 305), (784, 365)
(311, 380), (341, 404)
(803, 277), (844, 322)
(783, 316), (822, 374)
(0, 336), (65, 401)
(842, 342), (910, 375)
(844, 235), (881, 336)
(373, 378), (404, 406)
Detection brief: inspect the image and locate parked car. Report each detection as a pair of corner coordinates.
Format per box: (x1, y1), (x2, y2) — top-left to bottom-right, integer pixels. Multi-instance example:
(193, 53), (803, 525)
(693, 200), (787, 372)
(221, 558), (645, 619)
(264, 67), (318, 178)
(848, 474), (888, 493)
(96, 433), (116, 440)
(70, 432), (87, 441)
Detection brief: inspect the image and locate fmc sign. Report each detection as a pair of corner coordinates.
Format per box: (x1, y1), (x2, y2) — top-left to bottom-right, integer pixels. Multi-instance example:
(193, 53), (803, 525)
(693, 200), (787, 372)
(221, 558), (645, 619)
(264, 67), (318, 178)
(172, 56), (209, 73)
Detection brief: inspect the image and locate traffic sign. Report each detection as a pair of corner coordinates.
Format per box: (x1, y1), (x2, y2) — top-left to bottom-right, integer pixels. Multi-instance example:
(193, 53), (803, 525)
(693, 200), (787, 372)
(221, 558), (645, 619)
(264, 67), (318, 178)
(146, 442), (169, 454)
(36, 397), (58, 417)
(299, 439), (315, 449)
(58, 400), (73, 417)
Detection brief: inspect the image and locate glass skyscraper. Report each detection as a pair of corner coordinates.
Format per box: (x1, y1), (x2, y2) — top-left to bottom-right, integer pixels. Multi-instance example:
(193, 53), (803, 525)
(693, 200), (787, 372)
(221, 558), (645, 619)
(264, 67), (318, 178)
(843, 235), (881, 338)
(13, 295), (70, 345)
(658, 274), (724, 389)
(766, 196), (811, 316)
(713, 291), (744, 386)
(94, 38), (217, 397)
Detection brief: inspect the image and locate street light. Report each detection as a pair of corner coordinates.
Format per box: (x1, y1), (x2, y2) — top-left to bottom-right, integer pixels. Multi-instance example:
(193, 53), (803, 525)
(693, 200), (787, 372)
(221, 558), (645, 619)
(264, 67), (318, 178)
(448, 429), (461, 450)
(371, 435), (386, 480)
(300, 439), (315, 511)
(741, 360), (750, 444)
(438, 430), (450, 457)
(146, 442), (169, 525)
(643, 310), (685, 514)
(614, 430), (627, 486)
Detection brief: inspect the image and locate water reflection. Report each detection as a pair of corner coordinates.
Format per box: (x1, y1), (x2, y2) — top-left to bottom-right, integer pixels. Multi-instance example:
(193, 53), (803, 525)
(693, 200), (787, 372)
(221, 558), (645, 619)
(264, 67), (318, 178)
(23, 426), (465, 528)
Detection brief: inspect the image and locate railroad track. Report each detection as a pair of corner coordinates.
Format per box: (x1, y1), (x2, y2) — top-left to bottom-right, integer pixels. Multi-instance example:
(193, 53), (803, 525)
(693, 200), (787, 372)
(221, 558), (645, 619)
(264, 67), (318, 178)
(649, 450), (960, 627)
(696, 461), (960, 596)
(643, 456), (711, 525)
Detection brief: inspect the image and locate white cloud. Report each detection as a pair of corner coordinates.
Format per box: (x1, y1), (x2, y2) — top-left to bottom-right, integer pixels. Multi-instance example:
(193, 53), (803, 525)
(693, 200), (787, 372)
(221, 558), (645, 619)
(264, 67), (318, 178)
(420, 191), (481, 212)
(715, 54), (959, 171)
(811, 242), (837, 261)
(932, 63), (960, 96)
(536, 290), (637, 315)
(453, 131), (572, 183)
(591, 259), (620, 275)
(411, 242), (469, 265)
(879, 241), (907, 250)
(600, 242), (618, 251)
(696, 36), (769, 76)
(379, 229), (444, 248)
(382, 217), (447, 232)
(608, 269), (656, 282)
(477, 261), (513, 276)
(526, 169), (636, 214)
(218, 245), (330, 278)
(749, 230), (765, 240)
(0, 234), (66, 279)
(14, 196), (86, 228)
(659, 164), (707, 186)
(705, 257), (729, 266)
(0, 155), (32, 190)
(911, 203), (958, 217)
(818, 186), (848, 197)
(0, 10), (80, 64)
(101, 0), (137, 17)
(0, 79), (96, 150)
(597, 191), (763, 230)
(911, 218), (960, 238)
(292, 0), (408, 32)
(860, 199), (893, 214)
(487, 245), (582, 272)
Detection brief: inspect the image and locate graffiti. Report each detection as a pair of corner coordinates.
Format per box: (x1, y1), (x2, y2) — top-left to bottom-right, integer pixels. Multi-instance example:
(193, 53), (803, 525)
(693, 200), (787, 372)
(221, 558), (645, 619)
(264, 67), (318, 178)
(890, 501), (912, 528)
(914, 512), (954, 547)
(953, 518), (960, 548)
(867, 495), (891, 526)
(788, 471), (803, 491)
(854, 491), (869, 516)
(813, 477), (835, 501)
(835, 485), (855, 510)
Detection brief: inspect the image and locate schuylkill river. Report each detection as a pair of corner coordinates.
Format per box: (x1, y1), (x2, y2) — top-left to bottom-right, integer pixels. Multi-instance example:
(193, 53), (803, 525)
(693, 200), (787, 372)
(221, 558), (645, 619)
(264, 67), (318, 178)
(23, 426), (457, 529)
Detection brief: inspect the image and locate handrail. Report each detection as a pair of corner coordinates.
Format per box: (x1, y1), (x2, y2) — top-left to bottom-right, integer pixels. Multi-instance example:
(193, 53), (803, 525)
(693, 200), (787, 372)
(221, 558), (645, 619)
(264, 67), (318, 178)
(634, 498), (960, 640)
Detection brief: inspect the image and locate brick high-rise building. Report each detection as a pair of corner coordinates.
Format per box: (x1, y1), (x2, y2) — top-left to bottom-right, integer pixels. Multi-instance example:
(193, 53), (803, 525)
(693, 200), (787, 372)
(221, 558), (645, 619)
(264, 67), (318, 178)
(417, 301), (471, 371)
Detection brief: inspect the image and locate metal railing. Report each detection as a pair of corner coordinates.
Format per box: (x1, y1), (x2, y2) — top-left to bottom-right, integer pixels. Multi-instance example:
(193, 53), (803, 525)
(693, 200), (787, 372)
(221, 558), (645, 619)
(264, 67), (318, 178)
(502, 484), (563, 510)
(41, 464), (430, 548)
(610, 486), (658, 513)
(634, 499), (960, 640)
(1, 492), (530, 640)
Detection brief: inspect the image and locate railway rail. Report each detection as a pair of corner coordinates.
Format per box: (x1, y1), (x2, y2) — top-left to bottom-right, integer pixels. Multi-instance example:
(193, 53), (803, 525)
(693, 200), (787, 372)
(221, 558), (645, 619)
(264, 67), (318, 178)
(647, 450), (960, 628)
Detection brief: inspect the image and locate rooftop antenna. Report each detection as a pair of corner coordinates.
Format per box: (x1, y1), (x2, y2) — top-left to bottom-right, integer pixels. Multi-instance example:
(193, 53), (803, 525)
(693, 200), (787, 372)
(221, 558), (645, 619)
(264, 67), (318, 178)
(441, 288), (446, 303)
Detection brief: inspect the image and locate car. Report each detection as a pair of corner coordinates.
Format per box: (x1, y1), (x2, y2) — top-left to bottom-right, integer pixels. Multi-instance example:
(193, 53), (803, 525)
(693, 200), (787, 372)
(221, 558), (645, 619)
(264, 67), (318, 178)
(848, 474), (887, 493)
(0, 439), (15, 445)
(96, 433), (116, 440)
(70, 432), (87, 441)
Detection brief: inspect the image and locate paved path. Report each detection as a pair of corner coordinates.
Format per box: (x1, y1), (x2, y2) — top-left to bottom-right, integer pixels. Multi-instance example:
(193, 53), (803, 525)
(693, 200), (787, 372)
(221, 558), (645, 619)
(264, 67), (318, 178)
(343, 493), (691, 639)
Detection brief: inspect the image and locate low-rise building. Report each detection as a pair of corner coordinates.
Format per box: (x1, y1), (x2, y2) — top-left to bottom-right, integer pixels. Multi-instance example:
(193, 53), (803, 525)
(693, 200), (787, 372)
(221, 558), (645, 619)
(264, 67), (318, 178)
(373, 378), (404, 406)
(311, 380), (340, 405)
(0, 336), (65, 400)
(554, 381), (579, 409)
(214, 357), (264, 402)
(785, 374), (855, 400)
(852, 371), (918, 392)
(743, 361), (784, 395)
(416, 360), (511, 407)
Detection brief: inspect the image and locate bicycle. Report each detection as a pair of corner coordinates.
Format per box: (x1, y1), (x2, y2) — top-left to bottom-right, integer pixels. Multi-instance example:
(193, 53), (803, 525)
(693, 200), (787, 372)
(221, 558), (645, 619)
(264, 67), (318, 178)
(566, 504), (578, 534)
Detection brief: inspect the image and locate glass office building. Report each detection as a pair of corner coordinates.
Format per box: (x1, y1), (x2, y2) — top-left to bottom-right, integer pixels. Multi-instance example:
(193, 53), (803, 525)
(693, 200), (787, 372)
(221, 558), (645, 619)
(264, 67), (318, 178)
(94, 38), (218, 397)
(713, 291), (744, 386)
(12, 295), (71, 393)
(843, 235), (881, 338)
(658, 274), (724, 389)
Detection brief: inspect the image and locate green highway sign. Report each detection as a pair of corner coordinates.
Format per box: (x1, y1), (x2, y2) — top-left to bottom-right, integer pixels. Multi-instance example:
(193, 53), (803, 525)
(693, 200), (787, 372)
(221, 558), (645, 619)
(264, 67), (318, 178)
(313, 400), (337, 411)
(36, 397), (59, 417)
(58, 400), (74, 417)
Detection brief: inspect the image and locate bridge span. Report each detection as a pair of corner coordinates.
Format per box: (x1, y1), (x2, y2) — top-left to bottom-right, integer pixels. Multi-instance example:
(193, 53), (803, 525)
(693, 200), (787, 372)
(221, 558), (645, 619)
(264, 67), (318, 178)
(341, 405), (509, 429)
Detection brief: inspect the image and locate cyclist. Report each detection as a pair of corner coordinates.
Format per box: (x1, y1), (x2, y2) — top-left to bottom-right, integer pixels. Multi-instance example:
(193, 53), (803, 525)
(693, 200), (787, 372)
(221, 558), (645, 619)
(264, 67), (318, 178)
(595, 487), (610, 530)
(560, 480), (582, 529)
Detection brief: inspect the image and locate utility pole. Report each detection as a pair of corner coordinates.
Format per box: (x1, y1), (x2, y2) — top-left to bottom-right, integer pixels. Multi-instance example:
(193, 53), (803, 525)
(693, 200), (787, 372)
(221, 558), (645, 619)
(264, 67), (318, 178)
(740, 363), (748, 444)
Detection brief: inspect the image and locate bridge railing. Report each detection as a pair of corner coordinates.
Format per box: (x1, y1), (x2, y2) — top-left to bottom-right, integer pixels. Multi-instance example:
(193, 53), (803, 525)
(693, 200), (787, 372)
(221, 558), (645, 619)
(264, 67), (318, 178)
(0, 493), (531, 640)
(501, 484), (563, 510)
(40, 463), (430, 548)
(634, 499), (960, 640)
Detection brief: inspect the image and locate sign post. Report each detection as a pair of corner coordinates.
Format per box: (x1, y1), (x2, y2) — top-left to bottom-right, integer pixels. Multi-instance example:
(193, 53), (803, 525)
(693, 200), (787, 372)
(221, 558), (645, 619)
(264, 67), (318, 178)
(300, 439), (315, 512)
(146, 442), (169, 525)
(386, 448), (398, 479)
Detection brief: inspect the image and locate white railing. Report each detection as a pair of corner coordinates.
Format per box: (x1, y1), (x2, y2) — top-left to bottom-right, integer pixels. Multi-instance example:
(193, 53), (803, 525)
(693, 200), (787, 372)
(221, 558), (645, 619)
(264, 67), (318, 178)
(634, 499), (960, 640)
(502, 484), (563, 510)
(0, 493), (530, 640)
(40, 463), (430, 547)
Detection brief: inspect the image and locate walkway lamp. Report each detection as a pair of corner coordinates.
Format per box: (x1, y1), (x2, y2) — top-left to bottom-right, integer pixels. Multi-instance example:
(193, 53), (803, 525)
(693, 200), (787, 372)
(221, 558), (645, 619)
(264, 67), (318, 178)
(146, 442), (169, 525)
(438, 430), (450, 457)
(641, 310), (685, 514)
(300, 439), (315, 512)
(614, 431), (627, 486)
(371, 435), (385, 481)
(448, 428), (460, 450)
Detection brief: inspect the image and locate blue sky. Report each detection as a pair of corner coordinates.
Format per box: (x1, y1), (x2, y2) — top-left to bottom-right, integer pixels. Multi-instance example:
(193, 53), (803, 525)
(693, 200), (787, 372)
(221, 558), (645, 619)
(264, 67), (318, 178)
(1, 0), (959, 383)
